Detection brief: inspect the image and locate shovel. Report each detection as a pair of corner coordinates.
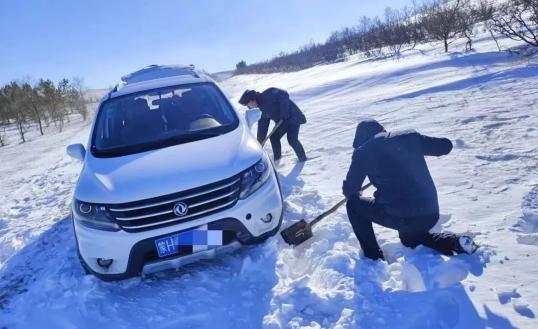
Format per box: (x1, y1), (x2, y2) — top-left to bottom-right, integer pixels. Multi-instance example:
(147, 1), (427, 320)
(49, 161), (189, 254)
(281, 183), (373, 246)
(261, 120), (283, 146)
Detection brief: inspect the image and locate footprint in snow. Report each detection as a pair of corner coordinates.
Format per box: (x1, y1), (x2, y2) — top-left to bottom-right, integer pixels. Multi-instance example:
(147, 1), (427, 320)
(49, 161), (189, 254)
(496, 287), (536, 319)
(512, 301), (535, 319)
(497, 288), (520, 304)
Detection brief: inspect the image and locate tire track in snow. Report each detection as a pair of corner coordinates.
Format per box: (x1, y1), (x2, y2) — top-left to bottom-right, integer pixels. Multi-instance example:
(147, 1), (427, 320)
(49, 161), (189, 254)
(0, 217), (76, 311)
(0, 157), (78, 267)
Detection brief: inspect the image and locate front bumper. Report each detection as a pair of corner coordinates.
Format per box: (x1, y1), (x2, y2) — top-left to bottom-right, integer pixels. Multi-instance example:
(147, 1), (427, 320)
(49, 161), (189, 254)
(74, 171), (283, 280)
(142, 241), (242, 275)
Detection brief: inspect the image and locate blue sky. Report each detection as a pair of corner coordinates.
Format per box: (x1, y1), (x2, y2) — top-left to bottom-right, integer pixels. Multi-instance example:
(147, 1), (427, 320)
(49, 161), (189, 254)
(1, 0), (409, 88)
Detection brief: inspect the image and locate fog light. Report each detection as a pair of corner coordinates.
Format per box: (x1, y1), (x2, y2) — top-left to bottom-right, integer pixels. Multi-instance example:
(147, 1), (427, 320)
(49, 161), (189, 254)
(261, 213), (272, 223)
(97, 258), (113, 268)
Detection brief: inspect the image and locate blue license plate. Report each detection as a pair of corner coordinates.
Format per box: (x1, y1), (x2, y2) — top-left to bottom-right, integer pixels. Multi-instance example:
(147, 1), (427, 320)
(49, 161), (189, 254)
(154, 229), (223, 258)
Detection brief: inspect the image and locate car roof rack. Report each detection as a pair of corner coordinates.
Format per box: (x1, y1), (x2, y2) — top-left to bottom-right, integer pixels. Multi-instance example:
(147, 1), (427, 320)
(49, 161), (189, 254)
(113, 64), (200, 92)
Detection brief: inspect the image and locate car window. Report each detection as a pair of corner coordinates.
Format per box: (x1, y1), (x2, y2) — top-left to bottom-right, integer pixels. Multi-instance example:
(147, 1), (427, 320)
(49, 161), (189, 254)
(91, 83), (238, 157)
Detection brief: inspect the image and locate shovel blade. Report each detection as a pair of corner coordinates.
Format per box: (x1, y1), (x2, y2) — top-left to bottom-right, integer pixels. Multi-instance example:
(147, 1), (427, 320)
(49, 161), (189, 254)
(280, 219), (313, 246)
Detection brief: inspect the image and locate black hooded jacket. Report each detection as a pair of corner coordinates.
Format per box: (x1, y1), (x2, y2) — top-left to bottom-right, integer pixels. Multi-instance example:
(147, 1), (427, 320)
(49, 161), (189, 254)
(256, 88), (306, 141)
(342, 120), (453, 217)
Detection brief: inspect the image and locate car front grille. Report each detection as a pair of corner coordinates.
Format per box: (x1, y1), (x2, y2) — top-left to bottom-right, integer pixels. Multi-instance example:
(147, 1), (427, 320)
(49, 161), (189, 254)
(109, 175), (242, 232)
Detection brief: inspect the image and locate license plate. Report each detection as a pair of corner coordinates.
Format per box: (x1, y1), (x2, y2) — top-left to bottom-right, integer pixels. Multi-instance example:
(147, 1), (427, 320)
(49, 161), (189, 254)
(154, 229), (223, 258)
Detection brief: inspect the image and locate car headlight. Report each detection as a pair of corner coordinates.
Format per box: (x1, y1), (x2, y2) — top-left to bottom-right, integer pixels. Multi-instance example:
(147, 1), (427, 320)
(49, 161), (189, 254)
(239, 157), (271, 199)
(73, 199), (120, 231)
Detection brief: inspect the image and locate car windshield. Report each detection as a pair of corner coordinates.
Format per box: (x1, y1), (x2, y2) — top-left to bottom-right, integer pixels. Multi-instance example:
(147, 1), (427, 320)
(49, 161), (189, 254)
(91, 83), (238, 157)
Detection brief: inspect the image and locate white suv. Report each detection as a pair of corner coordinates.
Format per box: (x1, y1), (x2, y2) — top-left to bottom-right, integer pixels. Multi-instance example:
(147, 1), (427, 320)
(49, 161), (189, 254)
(66, 65), (283, 280)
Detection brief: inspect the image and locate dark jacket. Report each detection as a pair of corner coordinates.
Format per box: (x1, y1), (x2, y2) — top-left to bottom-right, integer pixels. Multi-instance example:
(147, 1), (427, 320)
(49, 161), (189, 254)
(257, 88), (306, 142)
(342, 129), (453, 217)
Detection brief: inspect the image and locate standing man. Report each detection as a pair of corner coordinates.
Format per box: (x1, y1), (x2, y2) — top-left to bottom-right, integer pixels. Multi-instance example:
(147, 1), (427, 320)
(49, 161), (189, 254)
(343, 119), (477, 260)
(239, 88), (307, 162)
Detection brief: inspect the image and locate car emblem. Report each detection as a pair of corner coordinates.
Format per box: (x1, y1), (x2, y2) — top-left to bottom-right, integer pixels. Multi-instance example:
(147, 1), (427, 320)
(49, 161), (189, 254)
(173, 202), (189, 217)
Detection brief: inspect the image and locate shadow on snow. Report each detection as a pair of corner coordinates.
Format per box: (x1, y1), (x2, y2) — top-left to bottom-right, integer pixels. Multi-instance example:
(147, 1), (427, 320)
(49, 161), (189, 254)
(291, 51), (519, 103)
(354, 247), (516, 328)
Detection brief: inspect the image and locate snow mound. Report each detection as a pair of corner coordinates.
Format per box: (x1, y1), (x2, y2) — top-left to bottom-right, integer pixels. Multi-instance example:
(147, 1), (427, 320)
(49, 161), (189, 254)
(515, 185), (538, 246)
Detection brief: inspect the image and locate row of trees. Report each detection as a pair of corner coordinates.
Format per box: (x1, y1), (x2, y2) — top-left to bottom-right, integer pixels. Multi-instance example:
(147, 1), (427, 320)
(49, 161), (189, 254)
(0, 78), (88, 146)
(235, 0), (538, 74)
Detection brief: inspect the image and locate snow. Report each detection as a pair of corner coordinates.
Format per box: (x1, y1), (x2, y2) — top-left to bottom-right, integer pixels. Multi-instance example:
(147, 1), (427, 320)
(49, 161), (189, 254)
(1, 33), (538, 328)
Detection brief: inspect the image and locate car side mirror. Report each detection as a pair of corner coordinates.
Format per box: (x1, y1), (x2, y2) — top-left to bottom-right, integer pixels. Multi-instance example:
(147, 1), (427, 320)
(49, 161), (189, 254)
(67, 144), (86, 162)
(245, 108), (261, 128)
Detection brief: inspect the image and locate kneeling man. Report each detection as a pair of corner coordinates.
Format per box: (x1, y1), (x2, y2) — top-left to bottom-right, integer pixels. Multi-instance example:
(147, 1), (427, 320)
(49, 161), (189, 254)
(343, 120), (476, 260)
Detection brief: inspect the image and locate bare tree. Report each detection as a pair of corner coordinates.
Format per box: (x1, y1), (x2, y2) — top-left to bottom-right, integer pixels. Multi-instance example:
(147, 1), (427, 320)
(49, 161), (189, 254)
(0, 92), (8, 146)
(0, 125), (6, 147)
(58, 78), (71, 123)
(473, 0), (502, 51)
(457, 1), (477, 51)
(2, 82), (28, 143)
(235, 60), (247, 74)
(379, 7), (413, 56)
(406, 3), (426, 49)
(346, 16), (381, 58)
(0, 90), (9, 125)
(491, 0), (538, 47)
(38, 79), (67, 131)
(340, 27), (360, 55)
(21, 82), (45, 135)
(65, 77), (88, 120)
(421, 0), (468, 52)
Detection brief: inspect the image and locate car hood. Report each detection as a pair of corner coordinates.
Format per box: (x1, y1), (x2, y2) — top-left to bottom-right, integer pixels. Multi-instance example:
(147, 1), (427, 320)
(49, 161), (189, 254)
(75, 125), (262, 204)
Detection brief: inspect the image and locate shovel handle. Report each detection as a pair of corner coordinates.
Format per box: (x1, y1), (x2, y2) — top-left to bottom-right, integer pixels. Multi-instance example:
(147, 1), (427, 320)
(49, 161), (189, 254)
(309, 182), (373, 228)
(261, 120), (283, 146)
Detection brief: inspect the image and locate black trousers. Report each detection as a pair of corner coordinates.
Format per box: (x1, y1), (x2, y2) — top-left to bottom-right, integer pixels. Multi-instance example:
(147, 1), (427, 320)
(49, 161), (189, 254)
(270, 123), (306, 161)
(346, 196), (461, 260)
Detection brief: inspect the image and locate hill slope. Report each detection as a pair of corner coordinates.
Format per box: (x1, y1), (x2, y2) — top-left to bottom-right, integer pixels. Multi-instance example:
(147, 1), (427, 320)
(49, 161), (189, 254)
(1, 35), (537, 328)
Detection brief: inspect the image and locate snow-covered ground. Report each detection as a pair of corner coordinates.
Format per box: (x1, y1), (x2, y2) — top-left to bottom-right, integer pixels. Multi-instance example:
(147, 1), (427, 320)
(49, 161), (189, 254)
(1, 33), (537, 328)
